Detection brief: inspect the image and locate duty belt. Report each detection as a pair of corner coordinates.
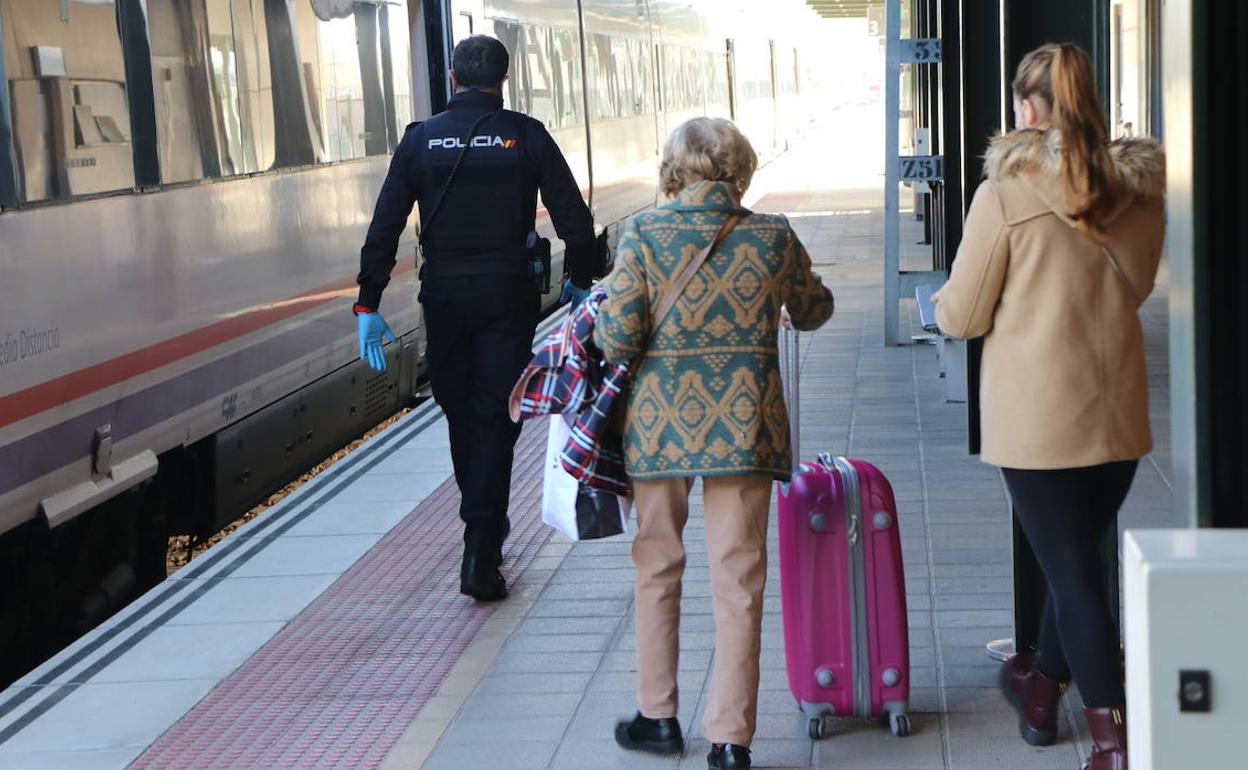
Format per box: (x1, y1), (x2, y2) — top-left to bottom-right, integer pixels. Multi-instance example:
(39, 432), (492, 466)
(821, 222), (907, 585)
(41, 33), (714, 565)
(420, 255), (530, 278)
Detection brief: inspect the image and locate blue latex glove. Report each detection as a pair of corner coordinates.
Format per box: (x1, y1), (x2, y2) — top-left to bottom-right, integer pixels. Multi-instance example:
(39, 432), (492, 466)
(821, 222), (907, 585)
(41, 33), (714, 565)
(357, 312), (398, 372)
(560, 279), (591, 311)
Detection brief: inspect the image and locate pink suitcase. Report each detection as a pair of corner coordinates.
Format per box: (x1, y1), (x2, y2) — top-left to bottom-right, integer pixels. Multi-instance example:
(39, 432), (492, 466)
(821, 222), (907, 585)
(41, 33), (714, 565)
(776, 329), (911, 740)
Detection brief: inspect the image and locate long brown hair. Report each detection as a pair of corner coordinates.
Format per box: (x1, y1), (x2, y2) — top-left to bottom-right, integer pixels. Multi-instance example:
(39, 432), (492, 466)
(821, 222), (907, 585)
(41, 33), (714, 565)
(1012, 43), (1121, 232)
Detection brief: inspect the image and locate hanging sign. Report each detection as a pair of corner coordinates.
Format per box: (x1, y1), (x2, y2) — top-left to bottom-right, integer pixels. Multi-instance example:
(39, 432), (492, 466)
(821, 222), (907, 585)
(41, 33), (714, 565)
(898, 155), (944, 182)
(900, 38), (942, 63)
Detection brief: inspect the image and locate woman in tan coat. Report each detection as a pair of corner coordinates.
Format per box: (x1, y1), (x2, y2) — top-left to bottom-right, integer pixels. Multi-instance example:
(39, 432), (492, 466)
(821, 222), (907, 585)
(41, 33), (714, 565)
(594, 117), (834, 770)
(935, 43), (1164, 770)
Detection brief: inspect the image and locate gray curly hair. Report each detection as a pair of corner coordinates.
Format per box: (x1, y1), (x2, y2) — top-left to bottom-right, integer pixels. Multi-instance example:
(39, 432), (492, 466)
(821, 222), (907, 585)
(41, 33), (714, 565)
(659, 117), (758, 199)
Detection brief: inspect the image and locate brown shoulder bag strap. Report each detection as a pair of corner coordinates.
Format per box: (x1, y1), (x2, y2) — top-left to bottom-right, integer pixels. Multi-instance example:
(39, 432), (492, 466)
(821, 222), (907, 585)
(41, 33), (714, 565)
(1098, 243), (1146, 305)
(648, 214), (743, 341)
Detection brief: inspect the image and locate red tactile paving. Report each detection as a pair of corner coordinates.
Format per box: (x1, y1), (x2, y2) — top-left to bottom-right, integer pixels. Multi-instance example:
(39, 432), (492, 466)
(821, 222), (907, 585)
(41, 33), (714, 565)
(131, 420), (551, 770)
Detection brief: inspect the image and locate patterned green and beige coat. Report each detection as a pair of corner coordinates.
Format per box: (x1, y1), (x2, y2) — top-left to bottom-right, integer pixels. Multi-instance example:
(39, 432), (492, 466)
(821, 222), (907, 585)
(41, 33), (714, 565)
(593, 181), (835, 481)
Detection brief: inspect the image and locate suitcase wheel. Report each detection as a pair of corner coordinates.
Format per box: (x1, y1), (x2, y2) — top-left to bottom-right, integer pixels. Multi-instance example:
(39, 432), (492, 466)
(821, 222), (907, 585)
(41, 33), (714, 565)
(889, 712), (912, 737)
(807, 717), (828, 740)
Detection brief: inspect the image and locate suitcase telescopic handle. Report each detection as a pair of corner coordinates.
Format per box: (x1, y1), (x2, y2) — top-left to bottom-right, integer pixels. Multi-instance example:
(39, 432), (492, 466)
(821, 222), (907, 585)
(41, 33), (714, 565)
(781, 326), (800, 473)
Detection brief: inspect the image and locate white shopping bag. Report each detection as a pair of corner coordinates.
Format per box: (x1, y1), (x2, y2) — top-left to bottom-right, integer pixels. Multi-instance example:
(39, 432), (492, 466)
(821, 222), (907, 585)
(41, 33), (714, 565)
(541, 413), (629, 540)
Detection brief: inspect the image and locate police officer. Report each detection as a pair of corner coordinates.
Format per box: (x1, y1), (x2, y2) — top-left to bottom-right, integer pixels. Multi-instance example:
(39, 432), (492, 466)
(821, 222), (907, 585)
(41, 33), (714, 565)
(354, 35), (596, 601)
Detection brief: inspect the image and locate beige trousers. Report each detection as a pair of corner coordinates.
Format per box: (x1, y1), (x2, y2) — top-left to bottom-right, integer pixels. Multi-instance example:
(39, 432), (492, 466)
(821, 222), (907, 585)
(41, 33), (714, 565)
(631, 474), (772, 747)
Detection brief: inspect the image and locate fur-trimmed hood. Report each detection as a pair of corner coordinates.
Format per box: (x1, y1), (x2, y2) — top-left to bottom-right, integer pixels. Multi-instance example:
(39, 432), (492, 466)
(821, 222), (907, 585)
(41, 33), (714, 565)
(983, 129), (1166, 201)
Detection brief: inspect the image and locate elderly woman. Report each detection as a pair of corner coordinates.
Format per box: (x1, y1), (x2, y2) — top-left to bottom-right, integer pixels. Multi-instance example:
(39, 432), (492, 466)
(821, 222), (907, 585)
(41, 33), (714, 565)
(595, 117), (834, 770)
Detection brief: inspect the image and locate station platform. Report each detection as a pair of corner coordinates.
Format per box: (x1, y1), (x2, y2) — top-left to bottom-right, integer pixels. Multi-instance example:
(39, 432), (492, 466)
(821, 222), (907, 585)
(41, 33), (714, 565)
(0, 116), (1179, 770)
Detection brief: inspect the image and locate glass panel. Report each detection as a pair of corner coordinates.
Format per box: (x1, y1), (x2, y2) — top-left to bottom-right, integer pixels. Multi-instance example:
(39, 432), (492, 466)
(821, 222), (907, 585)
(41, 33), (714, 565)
(381, 3), (411, 147)
(610, 37), (634, 116)
(246, 0), (276, 169)
(494, 19), (527, 113)
(317, 16), (361, 160)
(2, 0), (134, 202)
(231, 0), (275, 172)
(551, 27), (582, 128)
(588, 33), (618, 119)
(525, 25), (557, 127)
(147, 0), (274, 183)
(300, 1), (398, 161)
(266, 0), (324, 167)
(1110, 0), (1150, 137)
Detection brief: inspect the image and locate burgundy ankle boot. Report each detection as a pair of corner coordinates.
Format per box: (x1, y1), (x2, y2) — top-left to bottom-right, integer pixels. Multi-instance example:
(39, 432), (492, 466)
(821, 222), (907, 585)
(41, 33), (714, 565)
(998, 653), (1064, 746)
(1082, 706), (1127, 770)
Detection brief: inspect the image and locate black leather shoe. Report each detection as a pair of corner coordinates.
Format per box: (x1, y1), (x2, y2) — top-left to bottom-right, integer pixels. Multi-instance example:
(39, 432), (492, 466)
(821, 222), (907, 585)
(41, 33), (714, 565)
(460, 552), (507, 602)
(614, 712), (684, 756)
(708, 743), (751, 769)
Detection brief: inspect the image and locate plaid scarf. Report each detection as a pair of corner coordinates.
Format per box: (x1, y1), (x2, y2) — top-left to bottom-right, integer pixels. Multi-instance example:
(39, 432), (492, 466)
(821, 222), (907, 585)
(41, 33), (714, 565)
(510, 286), (631, 496)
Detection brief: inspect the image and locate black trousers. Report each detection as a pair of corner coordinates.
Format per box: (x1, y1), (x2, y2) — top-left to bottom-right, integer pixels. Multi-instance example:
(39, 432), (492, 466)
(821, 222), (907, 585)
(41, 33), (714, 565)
(1002, 460), (1138, 708)
(421, 275), (539, 560)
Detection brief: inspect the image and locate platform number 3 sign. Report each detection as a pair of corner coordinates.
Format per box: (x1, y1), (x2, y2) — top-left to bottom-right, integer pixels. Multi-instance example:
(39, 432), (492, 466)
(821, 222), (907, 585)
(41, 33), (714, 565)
(867, 6), (885, 38)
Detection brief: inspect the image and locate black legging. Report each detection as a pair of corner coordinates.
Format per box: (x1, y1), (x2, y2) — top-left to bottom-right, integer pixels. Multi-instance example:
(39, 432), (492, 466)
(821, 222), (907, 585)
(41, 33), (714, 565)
(1002, 460), (1138, 708)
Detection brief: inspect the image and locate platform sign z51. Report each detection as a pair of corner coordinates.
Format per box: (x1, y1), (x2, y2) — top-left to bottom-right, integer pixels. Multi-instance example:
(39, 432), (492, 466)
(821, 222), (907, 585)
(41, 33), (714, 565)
(898, 155), (944, 183)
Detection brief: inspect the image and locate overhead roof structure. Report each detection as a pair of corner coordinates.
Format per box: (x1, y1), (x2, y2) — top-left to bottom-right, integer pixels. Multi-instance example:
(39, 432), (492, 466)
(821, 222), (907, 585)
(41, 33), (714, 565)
(805, 0), (883, 18)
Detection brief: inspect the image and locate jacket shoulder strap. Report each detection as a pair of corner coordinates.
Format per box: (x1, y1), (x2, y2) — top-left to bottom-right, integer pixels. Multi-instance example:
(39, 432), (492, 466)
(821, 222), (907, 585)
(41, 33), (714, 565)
(649, 214), (743, 341)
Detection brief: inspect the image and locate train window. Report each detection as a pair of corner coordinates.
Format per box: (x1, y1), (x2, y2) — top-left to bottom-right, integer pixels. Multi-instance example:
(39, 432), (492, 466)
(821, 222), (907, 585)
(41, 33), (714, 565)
(239, 0), (276, 170)
(146, 0), (275, 183)
(631, 39), (654, 116)
(381, 3), (412, 149)
(318, 14), (370, 161)
(271, 1), (408, 165)
(586, 34), (608, 119)
(493, 21), (581, 131)
(523, 25), (557, 127)
(320, 2), (410, 159)
(662, 46), (682, 112)
(261, 0), (322, 167)
(550, 27), (583, 128)
(2, 0), (136, 202)
(660, 45), (718, 114)
(494, 20), (528, 113)
(611, 38), (635, 116)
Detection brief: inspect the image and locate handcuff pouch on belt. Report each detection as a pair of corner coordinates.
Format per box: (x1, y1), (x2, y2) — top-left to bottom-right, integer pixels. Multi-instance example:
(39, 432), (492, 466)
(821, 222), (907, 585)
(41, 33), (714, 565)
(526, 231), (552, 293)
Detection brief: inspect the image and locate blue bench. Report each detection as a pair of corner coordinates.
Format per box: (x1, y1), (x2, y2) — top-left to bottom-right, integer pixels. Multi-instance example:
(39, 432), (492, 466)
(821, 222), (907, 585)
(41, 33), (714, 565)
(914, 284), (967, 403)
(915, 284), (940, 334)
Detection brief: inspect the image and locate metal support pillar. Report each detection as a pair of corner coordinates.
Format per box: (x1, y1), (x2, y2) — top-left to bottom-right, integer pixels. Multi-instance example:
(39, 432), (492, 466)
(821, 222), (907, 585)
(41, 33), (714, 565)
(884, 0), (944, 346)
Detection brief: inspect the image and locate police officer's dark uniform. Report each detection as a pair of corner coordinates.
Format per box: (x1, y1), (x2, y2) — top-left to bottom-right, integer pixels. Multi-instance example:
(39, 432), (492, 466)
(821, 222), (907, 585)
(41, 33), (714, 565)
(354, 75), (595, 601)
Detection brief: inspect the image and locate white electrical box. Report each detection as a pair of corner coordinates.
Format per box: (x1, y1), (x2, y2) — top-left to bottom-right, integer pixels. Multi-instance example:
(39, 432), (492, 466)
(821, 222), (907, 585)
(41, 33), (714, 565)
(1123, 529), (1248, 770)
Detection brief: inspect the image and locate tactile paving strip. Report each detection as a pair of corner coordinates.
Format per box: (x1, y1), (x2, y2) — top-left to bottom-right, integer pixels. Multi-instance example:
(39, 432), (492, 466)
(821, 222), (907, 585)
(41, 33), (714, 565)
(131, 420), (550, 770)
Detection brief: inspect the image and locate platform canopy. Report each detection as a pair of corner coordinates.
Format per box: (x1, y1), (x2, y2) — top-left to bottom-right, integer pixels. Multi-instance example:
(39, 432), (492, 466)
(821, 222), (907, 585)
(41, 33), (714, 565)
(805, 0), (883, 18)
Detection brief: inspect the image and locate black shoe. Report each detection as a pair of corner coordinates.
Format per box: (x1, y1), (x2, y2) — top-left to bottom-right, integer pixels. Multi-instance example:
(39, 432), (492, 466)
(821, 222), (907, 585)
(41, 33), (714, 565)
(708, 743), (751, 770)
(460, 551), (507, 602)
(614, 712), (684, 756)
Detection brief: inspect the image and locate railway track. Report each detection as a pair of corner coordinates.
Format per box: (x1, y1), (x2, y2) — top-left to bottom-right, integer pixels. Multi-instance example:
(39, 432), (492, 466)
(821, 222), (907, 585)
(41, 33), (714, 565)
(165, 404), (418, 575)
